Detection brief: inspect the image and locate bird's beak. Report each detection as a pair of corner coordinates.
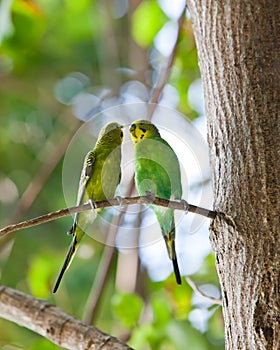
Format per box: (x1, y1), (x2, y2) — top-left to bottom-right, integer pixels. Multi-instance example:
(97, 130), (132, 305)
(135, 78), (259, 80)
(129, 123), (138, 143)
(129, 123), (136, 134)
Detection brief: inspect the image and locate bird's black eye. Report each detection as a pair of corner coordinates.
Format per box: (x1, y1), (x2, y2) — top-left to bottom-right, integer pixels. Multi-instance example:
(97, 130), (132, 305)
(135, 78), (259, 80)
(131, 123), (136, 129)
(120, 130), (123, 138)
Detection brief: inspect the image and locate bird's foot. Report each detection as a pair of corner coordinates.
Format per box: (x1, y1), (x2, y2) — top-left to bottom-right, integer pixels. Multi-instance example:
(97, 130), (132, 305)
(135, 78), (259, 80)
(115, 195), (124, 207)
(88, 199), (96, 212)
(145, 190), (155, 203)
(180, 199), (189, 214)
(67, 223), (76, 235)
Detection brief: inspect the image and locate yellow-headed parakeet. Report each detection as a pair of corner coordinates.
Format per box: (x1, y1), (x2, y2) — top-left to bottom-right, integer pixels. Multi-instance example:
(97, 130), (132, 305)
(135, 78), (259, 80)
(129, 120), (182, 284)
(53, 122), (123, 293)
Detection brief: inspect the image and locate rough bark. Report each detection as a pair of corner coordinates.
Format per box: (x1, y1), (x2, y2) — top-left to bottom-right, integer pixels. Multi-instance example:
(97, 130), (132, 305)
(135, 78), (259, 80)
(187, 0), (280, 349)
(0, 285), (133, 350)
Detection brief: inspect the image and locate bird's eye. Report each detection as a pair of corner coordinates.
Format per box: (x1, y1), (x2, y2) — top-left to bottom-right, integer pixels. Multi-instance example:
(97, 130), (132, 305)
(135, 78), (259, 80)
(131, 123), (136, 129)
(120, 130), (123, 139)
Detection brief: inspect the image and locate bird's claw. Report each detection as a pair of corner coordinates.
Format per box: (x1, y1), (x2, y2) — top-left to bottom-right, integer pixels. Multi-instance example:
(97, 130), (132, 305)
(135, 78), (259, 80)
(88, 199), (96, 212)
(115, 195), (124, 207)
(67, 224), (75, 235)
(145, 191), (155, 203)
(180, 199), (189, 214)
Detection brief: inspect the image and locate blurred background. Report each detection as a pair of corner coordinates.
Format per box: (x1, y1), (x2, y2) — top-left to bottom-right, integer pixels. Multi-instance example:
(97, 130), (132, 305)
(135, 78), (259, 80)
(0, 0), (224, 349)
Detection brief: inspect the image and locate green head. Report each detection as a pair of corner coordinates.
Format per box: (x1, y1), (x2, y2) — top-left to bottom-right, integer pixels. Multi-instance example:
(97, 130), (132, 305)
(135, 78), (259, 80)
(129, 120), (161, 144)
(97, 122), (124, 145)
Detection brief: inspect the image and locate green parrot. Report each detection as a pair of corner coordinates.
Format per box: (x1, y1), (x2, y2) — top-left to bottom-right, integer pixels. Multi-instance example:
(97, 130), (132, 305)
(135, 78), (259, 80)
(53, 122), (123, 293)
(129, 120), (182, 284)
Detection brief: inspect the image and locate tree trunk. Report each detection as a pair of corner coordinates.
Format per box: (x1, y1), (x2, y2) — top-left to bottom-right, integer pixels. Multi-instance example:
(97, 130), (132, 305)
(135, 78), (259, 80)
(187, 0), (280, 349)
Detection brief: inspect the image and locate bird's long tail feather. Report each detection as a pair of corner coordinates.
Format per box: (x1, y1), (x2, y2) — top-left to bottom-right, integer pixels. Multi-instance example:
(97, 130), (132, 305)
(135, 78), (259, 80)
(164, 231), (182, 285)
(172, 256), (182, 285)
(53, 235), (78, 293)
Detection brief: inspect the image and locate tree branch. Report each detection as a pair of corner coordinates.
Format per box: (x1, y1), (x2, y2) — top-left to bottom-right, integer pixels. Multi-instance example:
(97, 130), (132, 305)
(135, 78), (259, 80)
(0, 193), (216, 238)
(185, 277), (222, 306)
(149, 5), (186, 106)
(147, 2), (186, 119)
(10, 119), (83, 224)
(0, 284), (133, 350)
(83, 222), (118, 324)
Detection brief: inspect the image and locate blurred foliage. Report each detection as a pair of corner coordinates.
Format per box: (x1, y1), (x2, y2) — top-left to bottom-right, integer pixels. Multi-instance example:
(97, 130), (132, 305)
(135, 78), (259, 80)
(0, 0), (223, 349)
(112, 291), (144, 328)
(132, 1), (167, 47)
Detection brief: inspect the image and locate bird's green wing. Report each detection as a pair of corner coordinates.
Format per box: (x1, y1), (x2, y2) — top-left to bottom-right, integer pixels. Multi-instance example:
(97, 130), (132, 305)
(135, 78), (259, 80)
(68, 150), (95, 235)
(77, 150), (95, 205)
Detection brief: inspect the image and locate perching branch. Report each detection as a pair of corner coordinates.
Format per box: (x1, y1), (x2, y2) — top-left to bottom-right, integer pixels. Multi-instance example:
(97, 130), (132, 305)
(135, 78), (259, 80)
(0, 284), (133, 350)
(0, 193), (216, 238)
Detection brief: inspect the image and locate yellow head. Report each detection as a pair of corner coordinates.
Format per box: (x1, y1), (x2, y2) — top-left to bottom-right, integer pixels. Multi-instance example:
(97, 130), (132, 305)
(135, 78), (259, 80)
(129, 120), (161, 144)
(97, 122), (124, 145)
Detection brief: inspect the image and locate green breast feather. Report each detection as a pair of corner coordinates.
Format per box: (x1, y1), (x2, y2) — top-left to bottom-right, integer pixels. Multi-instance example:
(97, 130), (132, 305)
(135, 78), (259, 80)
(134, 136), (182, 234)
(134, 136), (182, 200)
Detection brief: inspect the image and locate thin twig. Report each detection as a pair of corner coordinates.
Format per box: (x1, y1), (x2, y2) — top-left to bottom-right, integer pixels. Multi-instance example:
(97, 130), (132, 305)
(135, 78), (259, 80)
(0, 194), (216, 238)
(83, 218), (120, 324)
(10, 119), (82, 224)
(149, 7), (186, 105)
(185, 277), (222, 306)
(0, 284), (133, 350)
(147, 3), (186, 120)
(83, 247), (115, 324)
(0, 119), (82, 254)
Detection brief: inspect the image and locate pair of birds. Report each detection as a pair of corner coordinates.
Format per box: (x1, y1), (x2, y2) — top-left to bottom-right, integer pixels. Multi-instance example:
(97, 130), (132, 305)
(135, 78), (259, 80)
(53, 120), (183, 293)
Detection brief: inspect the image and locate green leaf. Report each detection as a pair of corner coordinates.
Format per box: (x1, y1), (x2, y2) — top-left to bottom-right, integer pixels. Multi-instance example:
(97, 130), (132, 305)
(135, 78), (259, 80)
(111, 292), (144, 328)
(129, 323), (155, 349)
(151, 293), (171, 326)
(30, 337), (61, 350)
(132, 0), (168, 47)
(28, 255), (55, 298)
